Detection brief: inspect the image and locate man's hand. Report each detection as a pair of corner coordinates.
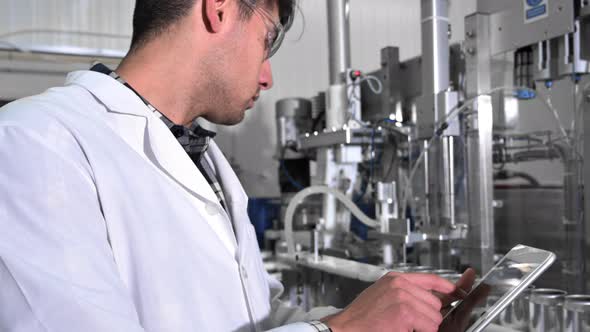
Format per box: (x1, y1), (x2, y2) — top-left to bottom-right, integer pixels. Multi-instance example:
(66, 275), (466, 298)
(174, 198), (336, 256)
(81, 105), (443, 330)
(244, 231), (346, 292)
(438, 280), (491, 332)
(322, 272), (458, 332)
(439, 268), (477, 310)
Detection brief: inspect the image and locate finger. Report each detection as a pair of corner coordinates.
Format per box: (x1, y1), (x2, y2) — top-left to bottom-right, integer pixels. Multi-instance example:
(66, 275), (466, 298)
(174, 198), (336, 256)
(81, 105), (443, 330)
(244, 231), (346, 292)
(394, 276), (443, 310)
(468, 283), (492, 307)
(413, 315), (440, 332)
(436, 269), (477, 309)
(455, 283), (492, 321)
(402, 295), (444, 331)
(456, 268), (477, 292)
(442, 268), (476, 306)
(437, 287), (469, 308)
(401, 273), (456, 294)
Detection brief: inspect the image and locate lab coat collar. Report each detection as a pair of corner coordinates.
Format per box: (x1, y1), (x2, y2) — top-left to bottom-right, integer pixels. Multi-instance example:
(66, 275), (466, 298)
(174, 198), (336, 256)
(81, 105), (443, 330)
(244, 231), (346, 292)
(65, 70), (150, 118)
(67, 70), (242, 258)
(65, 70), (218, 205)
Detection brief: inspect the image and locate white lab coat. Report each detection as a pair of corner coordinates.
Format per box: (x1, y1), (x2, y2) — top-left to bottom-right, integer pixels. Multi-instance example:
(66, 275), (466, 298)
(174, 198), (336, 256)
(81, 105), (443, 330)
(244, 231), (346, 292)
(0, 71), (338, 332)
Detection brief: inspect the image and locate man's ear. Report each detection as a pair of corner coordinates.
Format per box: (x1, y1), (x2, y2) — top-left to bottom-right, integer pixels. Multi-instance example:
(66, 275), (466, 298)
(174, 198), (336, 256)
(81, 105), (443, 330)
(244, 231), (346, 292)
(203, 0), (228, 33)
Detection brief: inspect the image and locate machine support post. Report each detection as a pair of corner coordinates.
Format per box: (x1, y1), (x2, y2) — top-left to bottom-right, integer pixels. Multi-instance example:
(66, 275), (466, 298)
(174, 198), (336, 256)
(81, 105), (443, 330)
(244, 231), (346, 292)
(463, 13), (495, 274)
(327, 0), (351, 86)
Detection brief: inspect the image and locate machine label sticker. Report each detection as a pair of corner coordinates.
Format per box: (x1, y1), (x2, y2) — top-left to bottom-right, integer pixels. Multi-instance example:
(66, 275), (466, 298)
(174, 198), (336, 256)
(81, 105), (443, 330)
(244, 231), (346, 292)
(524, 0), (549, 24)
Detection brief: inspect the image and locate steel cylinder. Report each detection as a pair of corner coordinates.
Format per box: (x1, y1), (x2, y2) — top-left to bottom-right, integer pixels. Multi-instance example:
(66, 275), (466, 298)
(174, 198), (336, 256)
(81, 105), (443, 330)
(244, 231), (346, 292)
(389, 263), (416, 273)
(275, 98), (312, 156)
(432, 269), (456, 275)
(420, 0), (450, 95)
(409, 266), (435, 273)
(563, 295), (590, 332)
(529, 288), (567, 332)
(327, 0), (351, 85)
(439, 273), (462, 283)
(493, 286), (534, 331)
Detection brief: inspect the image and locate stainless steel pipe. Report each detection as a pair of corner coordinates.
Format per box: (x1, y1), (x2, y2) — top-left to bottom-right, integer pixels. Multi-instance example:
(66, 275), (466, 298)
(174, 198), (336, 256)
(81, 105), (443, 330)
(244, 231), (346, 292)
(420, 0), (450, 95)
(327, 0), (351, 85)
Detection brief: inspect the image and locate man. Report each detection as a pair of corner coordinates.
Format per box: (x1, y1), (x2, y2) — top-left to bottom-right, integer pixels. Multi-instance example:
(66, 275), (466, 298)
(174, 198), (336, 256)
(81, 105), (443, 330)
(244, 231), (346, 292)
(0, 0), (474, 331)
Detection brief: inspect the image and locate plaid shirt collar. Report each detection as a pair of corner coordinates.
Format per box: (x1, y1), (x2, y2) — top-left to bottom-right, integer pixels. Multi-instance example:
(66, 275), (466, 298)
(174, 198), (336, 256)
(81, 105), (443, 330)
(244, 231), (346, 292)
(159, 116), (216, 163)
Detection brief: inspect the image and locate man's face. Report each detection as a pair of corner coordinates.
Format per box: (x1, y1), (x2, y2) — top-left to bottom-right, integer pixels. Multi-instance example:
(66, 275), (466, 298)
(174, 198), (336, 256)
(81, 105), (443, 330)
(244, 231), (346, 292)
(201, 1), (279, 126)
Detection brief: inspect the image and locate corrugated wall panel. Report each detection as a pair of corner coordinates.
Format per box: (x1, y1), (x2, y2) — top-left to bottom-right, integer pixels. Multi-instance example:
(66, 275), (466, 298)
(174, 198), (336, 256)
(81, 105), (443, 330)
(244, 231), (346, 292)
(0, 0), (133, 54)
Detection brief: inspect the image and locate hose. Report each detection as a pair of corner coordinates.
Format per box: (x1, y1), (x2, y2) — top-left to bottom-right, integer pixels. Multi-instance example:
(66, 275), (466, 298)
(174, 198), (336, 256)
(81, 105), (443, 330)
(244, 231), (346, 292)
(284, 185), (379, 257)
(511, 149), (560, 163)
(537, 89), (573, 148)
(494, 170), (540, 187)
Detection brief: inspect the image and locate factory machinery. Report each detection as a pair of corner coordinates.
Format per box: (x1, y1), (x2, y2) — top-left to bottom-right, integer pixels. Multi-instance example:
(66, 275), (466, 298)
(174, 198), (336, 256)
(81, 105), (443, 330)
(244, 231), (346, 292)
(263, 0), (590, 329)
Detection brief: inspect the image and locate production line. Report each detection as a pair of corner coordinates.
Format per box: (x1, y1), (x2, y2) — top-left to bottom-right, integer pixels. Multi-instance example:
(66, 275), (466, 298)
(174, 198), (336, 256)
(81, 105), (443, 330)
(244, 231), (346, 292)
(259, 1), (590, 330)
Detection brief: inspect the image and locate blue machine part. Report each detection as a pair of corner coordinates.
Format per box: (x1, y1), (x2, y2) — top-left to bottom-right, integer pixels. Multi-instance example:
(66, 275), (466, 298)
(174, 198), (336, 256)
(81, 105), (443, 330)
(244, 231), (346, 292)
(573, 74), (582, 84)
(544, 80), (554, 89)
(514, 89), (537, 100)
(247, 198), (280, 248)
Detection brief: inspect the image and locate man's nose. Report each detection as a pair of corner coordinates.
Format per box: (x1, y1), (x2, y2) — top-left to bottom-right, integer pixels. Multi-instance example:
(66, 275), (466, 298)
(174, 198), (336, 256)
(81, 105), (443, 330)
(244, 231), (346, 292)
(259, 59), (274, 90)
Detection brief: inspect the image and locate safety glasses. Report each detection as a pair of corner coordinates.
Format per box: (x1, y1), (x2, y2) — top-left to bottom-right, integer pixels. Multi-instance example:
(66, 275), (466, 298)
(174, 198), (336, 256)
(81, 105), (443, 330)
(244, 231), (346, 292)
(239, 0), (286, 59)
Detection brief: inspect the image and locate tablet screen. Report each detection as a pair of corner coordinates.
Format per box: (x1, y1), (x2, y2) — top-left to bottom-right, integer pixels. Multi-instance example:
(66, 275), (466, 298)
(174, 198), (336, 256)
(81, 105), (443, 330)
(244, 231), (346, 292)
(438, 255), (541, 332)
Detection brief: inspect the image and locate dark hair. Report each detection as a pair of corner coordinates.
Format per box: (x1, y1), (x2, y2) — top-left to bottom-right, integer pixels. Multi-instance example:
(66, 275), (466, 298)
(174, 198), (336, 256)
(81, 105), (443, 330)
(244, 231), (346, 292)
(129, 0), (296, 52)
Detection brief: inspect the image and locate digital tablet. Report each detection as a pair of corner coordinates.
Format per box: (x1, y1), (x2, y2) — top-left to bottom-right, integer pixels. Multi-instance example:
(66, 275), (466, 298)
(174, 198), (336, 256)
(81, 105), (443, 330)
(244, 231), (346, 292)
(438, 244), (555, 332)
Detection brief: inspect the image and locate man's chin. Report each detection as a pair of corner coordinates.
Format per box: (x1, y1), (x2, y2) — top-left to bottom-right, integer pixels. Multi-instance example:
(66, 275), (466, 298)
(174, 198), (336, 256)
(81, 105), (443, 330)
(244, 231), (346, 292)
(225, 114), (246, 126)
(209, 112), (246, 126)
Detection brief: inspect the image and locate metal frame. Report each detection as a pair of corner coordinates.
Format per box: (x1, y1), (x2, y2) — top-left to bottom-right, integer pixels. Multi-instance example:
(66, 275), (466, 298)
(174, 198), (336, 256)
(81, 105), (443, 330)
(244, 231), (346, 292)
(584, 87), (590, 292)
(298, 128), (383, 150)
(488, 0), (575, 56)
(463, 13), (496, 274)
(581, 5), (590, 60)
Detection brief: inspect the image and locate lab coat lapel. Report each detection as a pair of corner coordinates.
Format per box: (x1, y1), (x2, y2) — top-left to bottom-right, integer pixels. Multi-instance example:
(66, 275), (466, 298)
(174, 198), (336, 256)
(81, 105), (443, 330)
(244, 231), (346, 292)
(138, 120), (240, 259)
(143, 118), (221, 204)
(66, 70), (223, 215)
(68, 70), (239, 258)
(207, 141), (250, 256)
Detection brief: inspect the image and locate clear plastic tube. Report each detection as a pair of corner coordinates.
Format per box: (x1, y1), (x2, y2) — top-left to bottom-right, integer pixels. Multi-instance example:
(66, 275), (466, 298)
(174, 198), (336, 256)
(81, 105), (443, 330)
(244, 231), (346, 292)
(284, 185), (379, 257)
(400, 86), (573, 221)
(537, 89), (573, 148)
(578, 82), (590, 144)
(361, 74), (383, 95)
(570, 83), (579, 135)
